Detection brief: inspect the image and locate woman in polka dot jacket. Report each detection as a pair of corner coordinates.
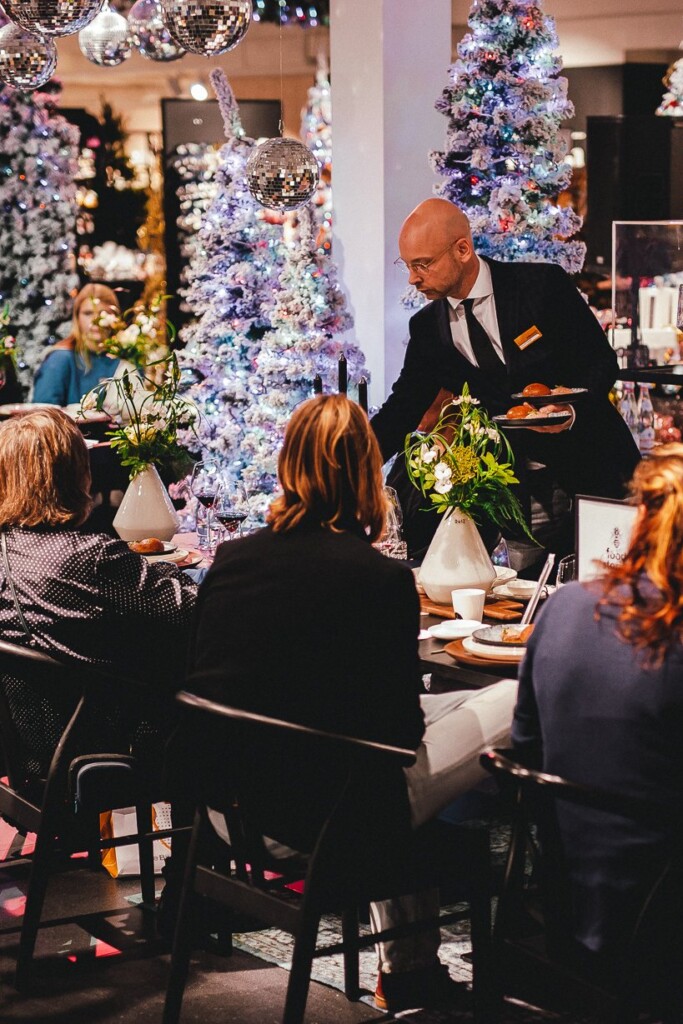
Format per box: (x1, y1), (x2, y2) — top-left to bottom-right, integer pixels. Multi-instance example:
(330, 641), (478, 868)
(0, 407), (198, 779)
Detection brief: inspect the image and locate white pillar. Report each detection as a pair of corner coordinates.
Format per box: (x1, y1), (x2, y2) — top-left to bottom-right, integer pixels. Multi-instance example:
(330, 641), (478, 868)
(330, 0), (452, 404)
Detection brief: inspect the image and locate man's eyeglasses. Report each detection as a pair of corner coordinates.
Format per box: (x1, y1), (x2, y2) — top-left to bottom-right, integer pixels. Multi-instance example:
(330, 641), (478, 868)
(393, 239), (457, 275)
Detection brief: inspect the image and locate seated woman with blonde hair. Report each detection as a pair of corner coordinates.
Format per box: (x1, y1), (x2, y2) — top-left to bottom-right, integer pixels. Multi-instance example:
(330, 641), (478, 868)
(513, 443), (683, 966)
(0, 407), (197, 778)
(33, 283), (127, 407)
(186, 393), (516, 1013)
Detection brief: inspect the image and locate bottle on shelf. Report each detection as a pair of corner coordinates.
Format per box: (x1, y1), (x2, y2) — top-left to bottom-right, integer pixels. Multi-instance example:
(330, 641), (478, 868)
(637, 384), (655, 454)
(618, 381), (640, 446)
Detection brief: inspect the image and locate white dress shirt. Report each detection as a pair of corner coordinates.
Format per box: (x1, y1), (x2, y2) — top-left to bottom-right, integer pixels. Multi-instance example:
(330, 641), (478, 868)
(446, 258), (505, 368)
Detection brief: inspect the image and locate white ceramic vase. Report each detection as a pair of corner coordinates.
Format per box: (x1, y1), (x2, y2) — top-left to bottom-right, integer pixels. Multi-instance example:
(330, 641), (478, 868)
(113, 464), (180, 543)
(418, 507), (496, 605)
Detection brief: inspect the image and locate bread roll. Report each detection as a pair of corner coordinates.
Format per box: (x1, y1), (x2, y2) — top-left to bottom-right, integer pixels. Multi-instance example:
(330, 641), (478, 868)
(129, 537), (165, 554)
(522, 382), (552, 397)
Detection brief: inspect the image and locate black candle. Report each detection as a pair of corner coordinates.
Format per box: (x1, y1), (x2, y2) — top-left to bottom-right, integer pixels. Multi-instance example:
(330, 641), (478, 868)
(358, 377), (368, 413)
(313, 374), (323, 395)
(338, 353), (347, 394)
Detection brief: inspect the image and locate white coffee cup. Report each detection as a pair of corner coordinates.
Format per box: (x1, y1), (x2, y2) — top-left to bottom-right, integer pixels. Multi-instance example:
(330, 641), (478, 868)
(451, 587), (486, 621)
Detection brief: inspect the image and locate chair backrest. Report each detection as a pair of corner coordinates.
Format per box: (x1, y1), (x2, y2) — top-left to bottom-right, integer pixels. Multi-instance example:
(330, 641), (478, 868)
(480, 748), (683, 1000)
(174, 690), (417, 863)
(0, 638), (140, 795)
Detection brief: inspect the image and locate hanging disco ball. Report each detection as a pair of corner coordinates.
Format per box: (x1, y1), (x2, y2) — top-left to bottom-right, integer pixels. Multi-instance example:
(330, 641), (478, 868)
(246, 137), (320, 212)
(0, 23), (57, 90)
(128, 0), (185, 61)
(79, 5), (131, 65)
(2, 0), (104, 36)
(161, 0), (252, 57)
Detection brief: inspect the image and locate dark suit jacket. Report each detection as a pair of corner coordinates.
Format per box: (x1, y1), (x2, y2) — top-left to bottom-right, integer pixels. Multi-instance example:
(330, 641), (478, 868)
(184, 523), (425, 845)
(372, 258), (640, 504)
(512, 578), (683, 955)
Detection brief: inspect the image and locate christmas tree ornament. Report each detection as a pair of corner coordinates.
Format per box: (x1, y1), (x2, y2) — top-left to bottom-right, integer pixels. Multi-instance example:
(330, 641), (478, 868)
(246, 137), (319, 212)
(161, 0), (252, 57)
(78, 3), (131, 65)
(128, 0), (185, 61)
(0, 23), (57, 90)
(2, 0), (104, 37)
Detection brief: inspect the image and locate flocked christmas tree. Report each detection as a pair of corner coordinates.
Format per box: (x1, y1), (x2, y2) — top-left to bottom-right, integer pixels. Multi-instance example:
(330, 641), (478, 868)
(0, 82), (79, 386)
(432, 0), (584, 273)
(241, 206), (365, 517)
(177, 69), (286, 462)
(656, 57), (683, 116)
(301, 54), (332, 254)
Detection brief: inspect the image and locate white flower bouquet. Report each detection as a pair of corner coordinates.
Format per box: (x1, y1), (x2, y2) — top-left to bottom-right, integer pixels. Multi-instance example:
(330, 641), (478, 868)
(404, 382), (532, 536)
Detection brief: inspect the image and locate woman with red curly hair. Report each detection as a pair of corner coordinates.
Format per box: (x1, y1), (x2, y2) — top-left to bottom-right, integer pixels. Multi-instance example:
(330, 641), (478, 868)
(513, 443), (683, 962)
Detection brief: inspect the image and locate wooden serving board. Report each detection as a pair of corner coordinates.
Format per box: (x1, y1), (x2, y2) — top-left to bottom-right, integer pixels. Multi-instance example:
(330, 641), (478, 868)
(420, 595), (524, 622)
(444, 638), (522, 670)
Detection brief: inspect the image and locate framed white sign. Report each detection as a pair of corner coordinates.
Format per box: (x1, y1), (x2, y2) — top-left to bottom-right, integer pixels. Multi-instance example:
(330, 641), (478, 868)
(575, 495), (639, 582)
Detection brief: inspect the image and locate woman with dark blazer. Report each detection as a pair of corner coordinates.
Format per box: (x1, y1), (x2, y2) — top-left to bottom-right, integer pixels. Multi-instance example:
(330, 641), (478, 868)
(187, 393), (516, 1014)
(513, 445), (683, 959)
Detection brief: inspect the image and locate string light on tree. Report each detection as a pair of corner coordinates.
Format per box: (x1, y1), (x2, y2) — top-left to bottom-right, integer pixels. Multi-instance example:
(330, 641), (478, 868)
(2, 0), (104, 36)
(78, 2), (131, 66)
(0, 23), (57, 90)
(431, 0), (584, 273)
(161, 0), (252, 57)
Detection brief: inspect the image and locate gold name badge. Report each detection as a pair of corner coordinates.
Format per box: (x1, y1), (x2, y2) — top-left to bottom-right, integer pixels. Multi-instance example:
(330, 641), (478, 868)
(514, 325), (542, 350)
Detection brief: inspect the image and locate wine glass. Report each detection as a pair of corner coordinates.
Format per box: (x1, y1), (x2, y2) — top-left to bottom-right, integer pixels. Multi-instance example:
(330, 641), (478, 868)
(213, 477), (250, 544)
(190, 459), (221, 552)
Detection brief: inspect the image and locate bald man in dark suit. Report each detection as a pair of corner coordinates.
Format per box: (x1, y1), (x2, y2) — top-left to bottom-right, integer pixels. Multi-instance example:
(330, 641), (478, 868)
(372, 199), (640, 569)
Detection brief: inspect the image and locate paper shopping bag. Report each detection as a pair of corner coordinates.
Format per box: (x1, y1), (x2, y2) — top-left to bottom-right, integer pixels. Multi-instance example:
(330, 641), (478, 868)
(100, 802), (172, 878)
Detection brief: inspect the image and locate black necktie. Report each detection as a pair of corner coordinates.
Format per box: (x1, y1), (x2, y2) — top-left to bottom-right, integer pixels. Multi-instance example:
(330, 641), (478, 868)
(461, 298), (506, 382)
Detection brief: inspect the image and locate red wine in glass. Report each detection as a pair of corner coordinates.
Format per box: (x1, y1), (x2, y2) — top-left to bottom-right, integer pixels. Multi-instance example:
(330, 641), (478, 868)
(195, 491), (216, 509)
(215, 510), (247, 534)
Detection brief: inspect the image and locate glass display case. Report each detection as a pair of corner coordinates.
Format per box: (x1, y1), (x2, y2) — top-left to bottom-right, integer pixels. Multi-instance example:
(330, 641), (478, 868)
(611, 220), (683, 370)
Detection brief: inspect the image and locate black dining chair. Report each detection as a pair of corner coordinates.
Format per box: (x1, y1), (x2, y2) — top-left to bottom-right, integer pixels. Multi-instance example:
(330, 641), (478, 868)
(0, 638), (180, 989)
(162, 690), (497, 1024)
(480, 748), (683, 1024)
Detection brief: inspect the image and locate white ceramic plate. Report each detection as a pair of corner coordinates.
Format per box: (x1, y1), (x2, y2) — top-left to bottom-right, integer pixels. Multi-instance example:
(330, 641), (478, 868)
(510, 388), (587, 407)
(492, 582), (551, 601)
(492, 411), (572, 429)
(462, 635), (525, 660)
(428, 620), (483, 641)
(142, 547), (188, 563)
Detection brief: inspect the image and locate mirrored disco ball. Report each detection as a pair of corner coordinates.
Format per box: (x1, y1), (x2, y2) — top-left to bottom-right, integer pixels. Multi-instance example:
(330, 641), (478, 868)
(128, 0), (185, 61)
(79, 6), (131, 65)
(2, 0), (104, 36)
(161, 0), (251, 57)
(0, 23), (57, 89)
(246, 138), (320, 212)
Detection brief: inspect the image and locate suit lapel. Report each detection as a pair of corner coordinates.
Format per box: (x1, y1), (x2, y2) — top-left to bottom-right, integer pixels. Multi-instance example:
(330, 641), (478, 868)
(486, 258), (524, 377)
(432, 297), (493, 393)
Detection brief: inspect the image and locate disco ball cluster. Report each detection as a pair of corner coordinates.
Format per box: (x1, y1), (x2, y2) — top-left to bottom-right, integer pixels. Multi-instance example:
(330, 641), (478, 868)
(246, 137), (320, 212)
(128, 0), (185, 61)
(79, 5), (131, 65)
(161, 0), (252, 57)
(2, 0), (104, 36)
(0, 21), (57, 90)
